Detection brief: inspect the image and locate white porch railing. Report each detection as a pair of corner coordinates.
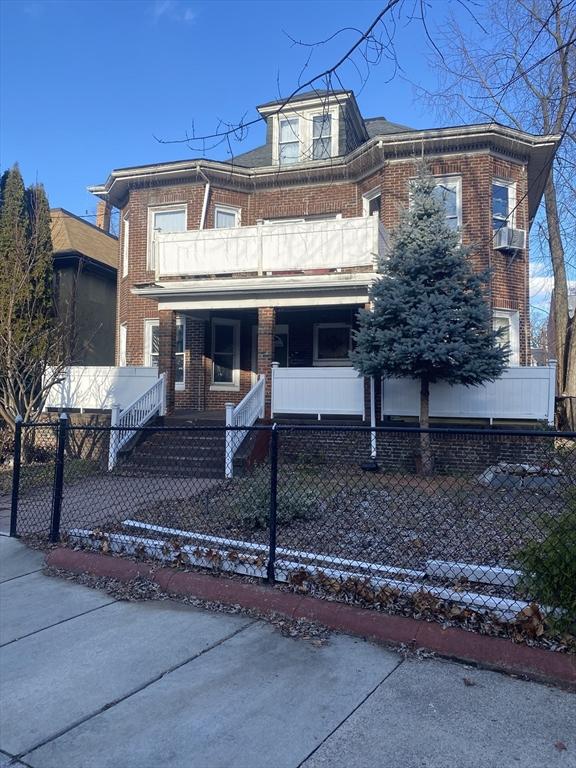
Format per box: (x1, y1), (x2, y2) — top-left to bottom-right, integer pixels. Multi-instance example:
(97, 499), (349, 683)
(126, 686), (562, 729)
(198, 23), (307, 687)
(225, 375), (266, 478)
(271, 365), (365, 419)
(381, 364), (557, 424)
(155, 215), (385, 279)
(108, 374), (166, 470)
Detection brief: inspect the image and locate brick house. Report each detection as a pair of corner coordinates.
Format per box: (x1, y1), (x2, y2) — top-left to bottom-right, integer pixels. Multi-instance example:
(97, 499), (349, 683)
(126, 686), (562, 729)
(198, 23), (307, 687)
(89, 90), (558, 422)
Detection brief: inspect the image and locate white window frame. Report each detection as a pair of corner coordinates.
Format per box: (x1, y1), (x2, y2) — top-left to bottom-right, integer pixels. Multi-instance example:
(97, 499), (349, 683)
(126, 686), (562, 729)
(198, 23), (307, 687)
(313, 323), (352, 367)
(272, 107), (340, 165)
(492, 178), (516, 231)
(144, 317), (186, 390)
(312, 113), (332, 160)
(211, 318), (240, 391)
(118, 323), (127, 367)
(278, 117), (300, 166)
(214, 205), (241, 229)
(493, 309), (520, 366)
(262, 213), (341, 224)
(121, 213), (129, 278)
(362, 187), (381, 217)
(432, 175), (462, 229)
(147, 204), (187, 270)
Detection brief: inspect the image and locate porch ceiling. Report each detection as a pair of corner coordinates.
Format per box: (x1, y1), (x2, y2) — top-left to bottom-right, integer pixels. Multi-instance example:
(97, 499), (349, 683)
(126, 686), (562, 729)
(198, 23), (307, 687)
(132, 272), (374, 310)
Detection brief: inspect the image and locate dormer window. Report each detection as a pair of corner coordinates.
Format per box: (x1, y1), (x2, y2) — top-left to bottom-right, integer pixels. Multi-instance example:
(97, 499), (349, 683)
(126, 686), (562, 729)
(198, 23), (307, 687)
(272, 104), (340, 166)
(279, 118), (300, 165)
(312, 114), (332, 160)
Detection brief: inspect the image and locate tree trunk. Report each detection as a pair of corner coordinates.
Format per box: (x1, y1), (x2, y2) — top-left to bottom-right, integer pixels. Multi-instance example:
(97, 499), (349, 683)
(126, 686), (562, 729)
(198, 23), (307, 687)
(419, 377), (433, 475)
(545, 173), (575, 428)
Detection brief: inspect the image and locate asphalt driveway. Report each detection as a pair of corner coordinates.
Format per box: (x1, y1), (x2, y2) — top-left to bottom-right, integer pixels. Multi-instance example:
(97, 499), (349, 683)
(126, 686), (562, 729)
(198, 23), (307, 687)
(0, 537), (574, 768)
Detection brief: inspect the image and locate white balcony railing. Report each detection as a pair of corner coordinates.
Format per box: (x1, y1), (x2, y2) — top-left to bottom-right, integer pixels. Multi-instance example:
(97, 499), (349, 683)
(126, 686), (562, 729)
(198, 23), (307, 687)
(155, 215), (386, 279)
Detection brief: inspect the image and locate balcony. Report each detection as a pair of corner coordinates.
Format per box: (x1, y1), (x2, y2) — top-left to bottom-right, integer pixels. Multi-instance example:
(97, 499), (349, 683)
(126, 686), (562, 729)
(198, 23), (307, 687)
(154, 215), (386, 280)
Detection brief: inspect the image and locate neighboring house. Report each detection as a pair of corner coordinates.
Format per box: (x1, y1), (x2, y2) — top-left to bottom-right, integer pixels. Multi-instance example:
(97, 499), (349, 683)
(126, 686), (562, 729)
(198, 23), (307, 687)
(51, 208), (118, 365)
(89, 89), (559, 421)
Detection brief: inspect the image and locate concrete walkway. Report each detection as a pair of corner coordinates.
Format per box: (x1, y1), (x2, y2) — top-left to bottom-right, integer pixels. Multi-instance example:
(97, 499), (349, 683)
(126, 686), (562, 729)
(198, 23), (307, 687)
(0, 538), (574, 768)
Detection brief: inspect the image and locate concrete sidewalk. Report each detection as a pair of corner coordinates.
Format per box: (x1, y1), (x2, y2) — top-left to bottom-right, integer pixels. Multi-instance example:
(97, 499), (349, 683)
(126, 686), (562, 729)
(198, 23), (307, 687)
(0, 538), (574, 768)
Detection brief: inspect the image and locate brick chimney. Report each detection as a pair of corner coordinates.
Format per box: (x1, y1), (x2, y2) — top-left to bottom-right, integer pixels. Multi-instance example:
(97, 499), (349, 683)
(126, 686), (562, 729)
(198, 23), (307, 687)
(96, 200), (111, 233)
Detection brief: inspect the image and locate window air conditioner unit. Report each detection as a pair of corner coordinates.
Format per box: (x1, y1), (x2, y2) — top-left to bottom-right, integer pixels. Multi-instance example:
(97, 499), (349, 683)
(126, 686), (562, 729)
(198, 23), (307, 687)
(494, 226), (526, 251)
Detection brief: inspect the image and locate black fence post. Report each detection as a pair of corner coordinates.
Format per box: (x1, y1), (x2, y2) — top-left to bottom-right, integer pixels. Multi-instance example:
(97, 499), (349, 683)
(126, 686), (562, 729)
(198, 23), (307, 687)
(9, 415), (23, 537)
(50, 412), (68, 543)
(267, 424), (278, 584)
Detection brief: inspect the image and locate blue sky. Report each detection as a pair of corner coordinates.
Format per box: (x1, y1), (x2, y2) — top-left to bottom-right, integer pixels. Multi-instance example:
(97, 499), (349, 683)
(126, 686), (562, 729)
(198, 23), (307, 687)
(0, 0), (553, 314)
(0, 0), (462, 212)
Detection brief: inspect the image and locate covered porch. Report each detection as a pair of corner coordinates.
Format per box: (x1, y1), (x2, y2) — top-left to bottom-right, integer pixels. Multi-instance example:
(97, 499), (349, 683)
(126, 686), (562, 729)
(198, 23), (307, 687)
(154, 304), (368, 421)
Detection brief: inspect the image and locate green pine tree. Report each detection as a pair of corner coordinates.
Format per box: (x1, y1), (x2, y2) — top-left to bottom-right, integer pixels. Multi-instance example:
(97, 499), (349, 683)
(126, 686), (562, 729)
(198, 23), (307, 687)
(351, 166), (508, 473)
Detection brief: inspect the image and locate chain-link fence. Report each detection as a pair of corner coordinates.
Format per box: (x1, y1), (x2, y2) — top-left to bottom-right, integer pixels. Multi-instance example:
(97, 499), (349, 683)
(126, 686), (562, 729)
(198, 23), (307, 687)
(8, 417), (576, 637)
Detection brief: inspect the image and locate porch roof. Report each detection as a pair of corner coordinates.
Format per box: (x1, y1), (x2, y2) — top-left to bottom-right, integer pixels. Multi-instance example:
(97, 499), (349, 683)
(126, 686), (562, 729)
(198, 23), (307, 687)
(131, 272), (374, 310)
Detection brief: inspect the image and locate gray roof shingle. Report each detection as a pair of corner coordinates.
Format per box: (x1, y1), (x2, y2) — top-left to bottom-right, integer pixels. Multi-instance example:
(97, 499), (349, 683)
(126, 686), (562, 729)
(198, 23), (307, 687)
(230, 114), (413, 167)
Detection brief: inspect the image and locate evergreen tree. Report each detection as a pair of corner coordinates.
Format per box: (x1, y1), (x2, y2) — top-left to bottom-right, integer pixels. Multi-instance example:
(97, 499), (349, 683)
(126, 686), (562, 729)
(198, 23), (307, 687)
(351, 167), (507, 473)
(0, 165), (65, 443)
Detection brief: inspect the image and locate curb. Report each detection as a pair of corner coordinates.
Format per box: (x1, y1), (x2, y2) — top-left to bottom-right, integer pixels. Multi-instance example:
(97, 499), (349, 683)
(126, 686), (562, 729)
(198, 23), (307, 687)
(46, 547), (576, 690)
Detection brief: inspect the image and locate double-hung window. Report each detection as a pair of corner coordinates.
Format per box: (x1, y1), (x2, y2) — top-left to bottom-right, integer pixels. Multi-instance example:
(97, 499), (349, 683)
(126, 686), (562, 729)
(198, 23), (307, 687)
(363, 188), (381, 217)
(279, 117), (300, 165)
(492, 309), (519, 366)
(313, 323), (352, 366)
(214, 206), (240, 229)
(211, 319), (240, 389)
(492, 180), (515, 231)
(312, 114), (332, 160)
(431, 177), (460, 230)
(144, 317), (185, 388)
(147, 205), (187, 269)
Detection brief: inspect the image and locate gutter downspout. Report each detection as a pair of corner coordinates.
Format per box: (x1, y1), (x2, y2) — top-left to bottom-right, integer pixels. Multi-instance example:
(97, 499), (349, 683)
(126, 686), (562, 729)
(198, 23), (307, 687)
(197, 164), (210, 230)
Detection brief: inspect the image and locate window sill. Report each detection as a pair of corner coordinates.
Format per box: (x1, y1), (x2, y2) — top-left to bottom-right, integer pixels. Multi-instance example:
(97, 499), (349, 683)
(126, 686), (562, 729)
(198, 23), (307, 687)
(210, 383), (240, 392)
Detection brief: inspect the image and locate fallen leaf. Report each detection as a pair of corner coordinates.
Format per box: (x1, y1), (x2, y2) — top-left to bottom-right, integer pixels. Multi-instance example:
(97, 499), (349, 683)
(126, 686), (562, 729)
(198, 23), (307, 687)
(554, 741), (567, 752)
(463, 677), (476, 687)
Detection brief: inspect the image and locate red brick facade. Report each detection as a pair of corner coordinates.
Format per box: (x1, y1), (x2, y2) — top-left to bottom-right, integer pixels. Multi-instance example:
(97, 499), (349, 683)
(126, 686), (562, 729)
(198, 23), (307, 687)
(111, 139), (533, 414)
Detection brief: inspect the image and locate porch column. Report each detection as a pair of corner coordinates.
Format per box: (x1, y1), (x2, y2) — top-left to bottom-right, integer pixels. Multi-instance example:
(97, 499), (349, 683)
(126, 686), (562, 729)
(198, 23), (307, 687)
(158, 310), (176, 415)
(257, 307), (275, 419)
(187, 316), (206, 411)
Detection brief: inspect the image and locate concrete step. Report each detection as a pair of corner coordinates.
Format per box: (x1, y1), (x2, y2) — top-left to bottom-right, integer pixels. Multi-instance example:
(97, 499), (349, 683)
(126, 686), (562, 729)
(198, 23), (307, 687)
(114, 466), (224, 479)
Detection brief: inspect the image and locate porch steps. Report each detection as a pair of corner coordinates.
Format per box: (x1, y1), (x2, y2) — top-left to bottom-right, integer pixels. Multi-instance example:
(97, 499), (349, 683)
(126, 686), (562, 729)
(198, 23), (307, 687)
(114, 418), (228, 479)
